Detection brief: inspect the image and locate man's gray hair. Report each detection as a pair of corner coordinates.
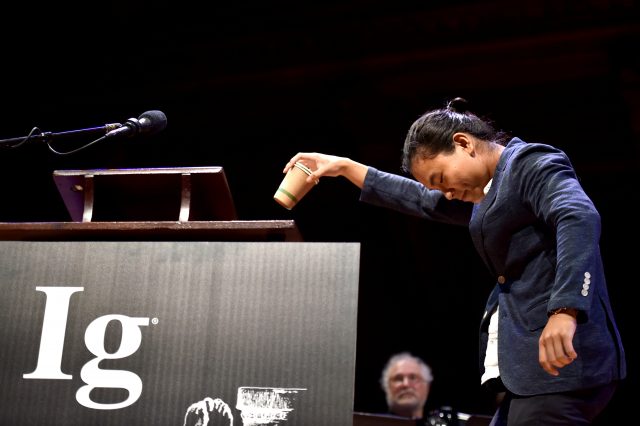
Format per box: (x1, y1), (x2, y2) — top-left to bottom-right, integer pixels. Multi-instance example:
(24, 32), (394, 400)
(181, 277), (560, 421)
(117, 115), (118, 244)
(380, 351), (433, 395)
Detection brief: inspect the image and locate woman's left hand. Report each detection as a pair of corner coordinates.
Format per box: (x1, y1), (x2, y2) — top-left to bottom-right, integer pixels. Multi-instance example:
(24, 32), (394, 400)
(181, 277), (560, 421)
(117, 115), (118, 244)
(538, 310), (578, 376)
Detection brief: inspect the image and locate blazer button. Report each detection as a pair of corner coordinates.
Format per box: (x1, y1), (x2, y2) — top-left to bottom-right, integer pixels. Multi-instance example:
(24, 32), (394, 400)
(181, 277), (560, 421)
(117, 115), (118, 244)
(498, 275), (506, 284)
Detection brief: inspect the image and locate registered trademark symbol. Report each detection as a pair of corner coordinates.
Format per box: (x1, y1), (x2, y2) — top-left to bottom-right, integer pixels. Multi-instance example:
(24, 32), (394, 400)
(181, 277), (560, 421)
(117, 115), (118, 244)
(151, 317), (159, 325)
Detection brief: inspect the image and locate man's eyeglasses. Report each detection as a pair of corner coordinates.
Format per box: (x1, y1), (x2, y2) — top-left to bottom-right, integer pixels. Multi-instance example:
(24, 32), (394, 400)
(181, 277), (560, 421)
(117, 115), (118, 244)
(389, 373), (426, 386)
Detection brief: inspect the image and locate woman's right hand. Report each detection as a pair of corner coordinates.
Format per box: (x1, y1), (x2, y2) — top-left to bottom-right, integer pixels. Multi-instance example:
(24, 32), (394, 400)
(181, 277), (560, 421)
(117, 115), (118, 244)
(283, 152), (368, 188)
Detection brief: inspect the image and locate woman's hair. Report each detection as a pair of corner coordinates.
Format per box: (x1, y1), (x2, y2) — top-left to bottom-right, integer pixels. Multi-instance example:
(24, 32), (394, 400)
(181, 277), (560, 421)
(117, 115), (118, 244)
(401, 97), (509, 173)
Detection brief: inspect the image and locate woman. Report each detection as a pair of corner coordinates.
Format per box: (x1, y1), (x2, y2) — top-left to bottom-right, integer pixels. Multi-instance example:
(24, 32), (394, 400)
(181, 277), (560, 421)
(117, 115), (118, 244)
(283, 98), (626, 425)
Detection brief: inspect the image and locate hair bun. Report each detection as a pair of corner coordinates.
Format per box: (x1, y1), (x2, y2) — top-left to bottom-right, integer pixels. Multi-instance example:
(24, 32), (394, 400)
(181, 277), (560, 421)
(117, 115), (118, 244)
(447, 97), (469, 113)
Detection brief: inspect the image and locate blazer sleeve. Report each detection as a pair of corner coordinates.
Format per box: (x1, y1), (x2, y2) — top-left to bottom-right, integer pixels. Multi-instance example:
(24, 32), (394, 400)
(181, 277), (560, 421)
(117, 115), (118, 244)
(359, 166), (472, 226)
(514, 144), (601, 317)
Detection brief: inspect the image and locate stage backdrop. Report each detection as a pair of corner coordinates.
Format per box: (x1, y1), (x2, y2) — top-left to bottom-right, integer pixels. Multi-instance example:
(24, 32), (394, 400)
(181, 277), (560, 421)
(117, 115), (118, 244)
(0, 241), (360, 426)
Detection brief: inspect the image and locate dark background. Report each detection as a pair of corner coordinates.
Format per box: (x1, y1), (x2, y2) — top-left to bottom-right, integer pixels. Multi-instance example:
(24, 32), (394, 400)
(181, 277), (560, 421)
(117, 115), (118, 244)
(1, 1), (638, 423)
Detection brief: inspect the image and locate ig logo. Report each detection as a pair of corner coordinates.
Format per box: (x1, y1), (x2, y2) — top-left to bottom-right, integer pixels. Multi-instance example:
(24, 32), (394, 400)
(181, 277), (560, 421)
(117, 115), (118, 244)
(23, 287), (150, 410)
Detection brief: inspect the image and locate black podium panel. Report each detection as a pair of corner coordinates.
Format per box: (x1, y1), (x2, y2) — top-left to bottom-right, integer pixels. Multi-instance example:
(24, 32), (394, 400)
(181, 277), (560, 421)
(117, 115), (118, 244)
(0, 241), (360, 426)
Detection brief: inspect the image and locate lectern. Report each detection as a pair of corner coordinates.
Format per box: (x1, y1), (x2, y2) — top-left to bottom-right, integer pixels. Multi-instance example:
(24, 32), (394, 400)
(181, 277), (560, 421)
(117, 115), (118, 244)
(0, 167), (361, 426)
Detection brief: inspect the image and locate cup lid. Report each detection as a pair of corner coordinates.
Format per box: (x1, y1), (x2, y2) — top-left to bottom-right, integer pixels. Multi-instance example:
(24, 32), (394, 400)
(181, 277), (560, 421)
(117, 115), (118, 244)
(294, 162), (319, 185)
(294, 162), (313, 175)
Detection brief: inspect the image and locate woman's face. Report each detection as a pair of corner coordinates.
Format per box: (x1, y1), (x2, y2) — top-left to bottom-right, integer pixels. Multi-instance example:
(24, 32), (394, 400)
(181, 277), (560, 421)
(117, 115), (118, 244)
(410, 136), (492, 203)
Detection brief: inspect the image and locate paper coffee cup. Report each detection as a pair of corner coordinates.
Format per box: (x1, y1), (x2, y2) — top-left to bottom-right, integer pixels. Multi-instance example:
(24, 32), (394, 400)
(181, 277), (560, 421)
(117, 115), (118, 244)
(274, 162), (318, 209)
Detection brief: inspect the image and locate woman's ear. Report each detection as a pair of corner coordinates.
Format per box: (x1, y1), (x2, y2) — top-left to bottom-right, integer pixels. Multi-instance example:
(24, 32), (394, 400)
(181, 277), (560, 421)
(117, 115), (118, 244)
(453, 133), (476, 155)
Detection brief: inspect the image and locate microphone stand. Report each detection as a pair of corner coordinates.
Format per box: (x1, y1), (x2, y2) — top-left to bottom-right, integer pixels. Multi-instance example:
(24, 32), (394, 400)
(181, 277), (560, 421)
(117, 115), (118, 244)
(0, 123), (123, 147)
(0, 123), (125, 155)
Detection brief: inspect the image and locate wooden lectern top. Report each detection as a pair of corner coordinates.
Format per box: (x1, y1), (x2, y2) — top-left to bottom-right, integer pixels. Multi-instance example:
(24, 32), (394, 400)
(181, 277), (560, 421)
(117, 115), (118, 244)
(352, 411), (492, 426)
(0, 220), (303, 242)
(353, 412), (417, 426)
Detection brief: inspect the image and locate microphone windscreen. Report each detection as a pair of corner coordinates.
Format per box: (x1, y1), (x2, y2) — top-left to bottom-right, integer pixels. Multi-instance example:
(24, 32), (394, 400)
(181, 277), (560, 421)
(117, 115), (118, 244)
(139, 110), (167, 135)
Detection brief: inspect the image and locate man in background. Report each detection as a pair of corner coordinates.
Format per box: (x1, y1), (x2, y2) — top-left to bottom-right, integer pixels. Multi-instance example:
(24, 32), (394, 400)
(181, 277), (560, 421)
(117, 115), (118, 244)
(380, 352), (433, 419)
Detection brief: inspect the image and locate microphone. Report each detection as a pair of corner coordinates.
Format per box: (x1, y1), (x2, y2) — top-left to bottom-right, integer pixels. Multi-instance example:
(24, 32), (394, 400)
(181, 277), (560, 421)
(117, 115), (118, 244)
(105, 110), (167, 139)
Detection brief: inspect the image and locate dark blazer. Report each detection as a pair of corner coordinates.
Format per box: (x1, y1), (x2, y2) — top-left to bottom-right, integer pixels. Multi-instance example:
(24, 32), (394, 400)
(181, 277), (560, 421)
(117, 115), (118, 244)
(360, 137), (626, 395)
